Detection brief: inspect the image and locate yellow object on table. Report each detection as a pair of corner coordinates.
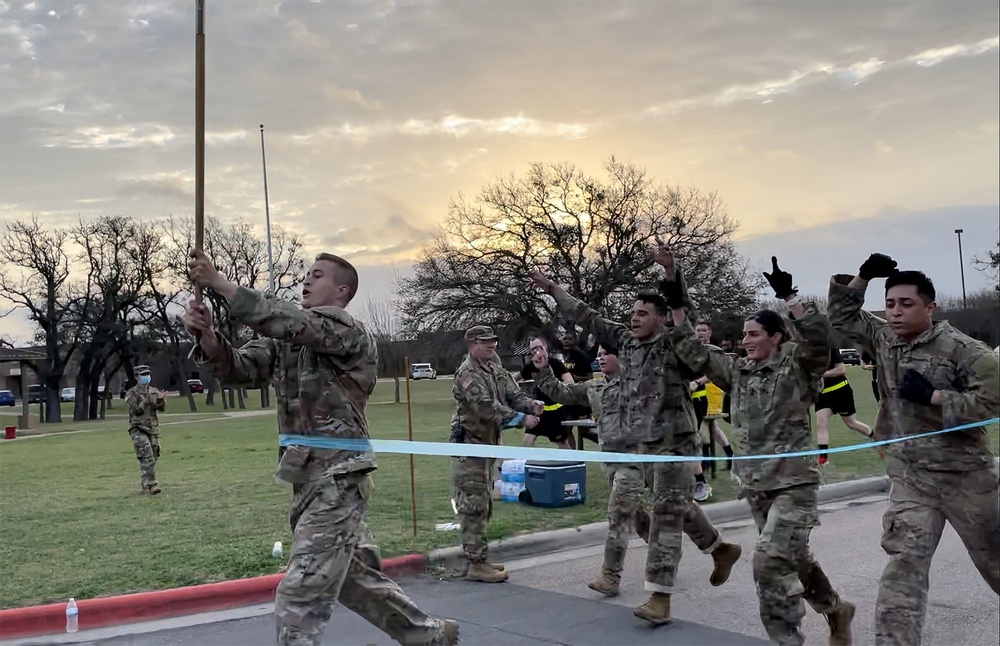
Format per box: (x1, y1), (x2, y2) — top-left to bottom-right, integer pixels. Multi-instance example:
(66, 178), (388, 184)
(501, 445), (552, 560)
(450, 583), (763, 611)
(706, 382), (724, 418)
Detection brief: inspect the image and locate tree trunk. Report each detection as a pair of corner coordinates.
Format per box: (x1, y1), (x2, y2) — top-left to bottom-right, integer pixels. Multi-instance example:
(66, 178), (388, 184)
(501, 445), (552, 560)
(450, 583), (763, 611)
(260, 387), (270, 408)
(44, 374), (62, 423)
(394, 377), (401, 404)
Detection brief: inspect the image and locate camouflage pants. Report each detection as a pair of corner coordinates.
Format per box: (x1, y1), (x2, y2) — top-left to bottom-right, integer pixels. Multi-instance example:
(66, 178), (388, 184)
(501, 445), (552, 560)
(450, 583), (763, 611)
(128, 429), (159, 487)
(875, 459), (1000, 646)
(746, 484), (842, 646)
(603, 461), (720, 580)
(451, 456), (493, 563)
(274, 472), (451, 646)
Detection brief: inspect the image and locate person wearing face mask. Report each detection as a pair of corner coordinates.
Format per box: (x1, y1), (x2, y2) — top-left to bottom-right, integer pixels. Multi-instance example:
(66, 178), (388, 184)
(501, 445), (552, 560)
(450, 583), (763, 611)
(124, 364), (166, 495)
(528, 259), (740, 626)
(828, 254), (1000, 646)
(661, 252), (856, 646)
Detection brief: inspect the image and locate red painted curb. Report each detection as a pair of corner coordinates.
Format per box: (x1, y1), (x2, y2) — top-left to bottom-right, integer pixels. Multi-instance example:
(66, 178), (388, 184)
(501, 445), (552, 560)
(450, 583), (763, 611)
(0, 554), (426, 639)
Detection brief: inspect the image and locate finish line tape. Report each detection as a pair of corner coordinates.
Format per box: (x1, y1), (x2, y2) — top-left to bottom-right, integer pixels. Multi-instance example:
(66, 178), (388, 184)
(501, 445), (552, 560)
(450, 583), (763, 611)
(278, 417), (999, 464)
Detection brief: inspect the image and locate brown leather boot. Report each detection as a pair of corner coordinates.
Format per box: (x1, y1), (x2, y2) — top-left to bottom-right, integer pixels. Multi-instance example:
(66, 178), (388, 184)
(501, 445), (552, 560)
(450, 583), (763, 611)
(442, 619), (460, 645)
(826, 601), (855, 645)
(587, 573), (620, 597)
(709, 542), (742, 586)
(466, 561), (509, 583)
(633, 592), (672, 625)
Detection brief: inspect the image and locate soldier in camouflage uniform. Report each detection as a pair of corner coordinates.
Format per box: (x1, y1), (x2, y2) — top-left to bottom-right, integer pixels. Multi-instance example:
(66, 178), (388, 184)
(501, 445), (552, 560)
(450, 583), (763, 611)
(526, 340), (741, 598)
(528, 263), (736, 626)
(661, 252), (855, 646)
(185, 249), (457, 646)
(450, 325), (542, 583)
(827, 253), (1000, 646)
(124, 364), (165, 495)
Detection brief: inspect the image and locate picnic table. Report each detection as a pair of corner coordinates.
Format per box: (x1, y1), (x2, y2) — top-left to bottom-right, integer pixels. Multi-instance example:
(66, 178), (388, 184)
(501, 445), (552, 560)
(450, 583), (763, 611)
(561, 419), (599, 451)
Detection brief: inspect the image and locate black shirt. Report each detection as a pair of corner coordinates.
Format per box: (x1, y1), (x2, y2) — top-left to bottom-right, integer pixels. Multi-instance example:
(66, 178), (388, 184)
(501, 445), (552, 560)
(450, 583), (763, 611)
(822, 347), (848, 390)
(561, 347), (594, 383)
(520, 358), (569, 406)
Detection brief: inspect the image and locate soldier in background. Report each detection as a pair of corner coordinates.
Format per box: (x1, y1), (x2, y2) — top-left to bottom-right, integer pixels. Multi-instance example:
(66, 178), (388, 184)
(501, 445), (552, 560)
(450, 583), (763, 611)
(664, 254), (856, 646)
(185, 249), (458, 646)
(529, 255), (736, 626)
(450, 325), (541, 583)
(828, 254), (999, 646)
(124, 364), (165, 495)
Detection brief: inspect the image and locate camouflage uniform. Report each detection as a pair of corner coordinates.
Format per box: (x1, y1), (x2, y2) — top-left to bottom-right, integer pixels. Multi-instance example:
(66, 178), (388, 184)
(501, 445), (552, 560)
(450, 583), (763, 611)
(668, 303), (854, 646)
(125, 366), (164, 493)
(534, 366), (736, 596)
(193, 286), (455, 646)
(828, 275), (1000, 646)
(553, 291), (729, 619)
(450, 326), (538, 581)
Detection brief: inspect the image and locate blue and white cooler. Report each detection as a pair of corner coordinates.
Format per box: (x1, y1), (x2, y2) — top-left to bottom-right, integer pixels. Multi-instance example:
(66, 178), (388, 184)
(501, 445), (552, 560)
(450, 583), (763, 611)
(523, 460), (587, 508)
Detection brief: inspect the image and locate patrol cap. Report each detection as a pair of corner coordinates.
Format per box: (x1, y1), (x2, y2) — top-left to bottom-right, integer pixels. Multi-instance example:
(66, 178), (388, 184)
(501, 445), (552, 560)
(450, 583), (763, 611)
(135, 364), (151, 376)
(465, 325), (498, 342)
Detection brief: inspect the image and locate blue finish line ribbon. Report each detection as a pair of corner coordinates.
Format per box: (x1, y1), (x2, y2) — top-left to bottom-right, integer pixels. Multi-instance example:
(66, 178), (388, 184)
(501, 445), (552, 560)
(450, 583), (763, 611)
(278, 418), (999, 464)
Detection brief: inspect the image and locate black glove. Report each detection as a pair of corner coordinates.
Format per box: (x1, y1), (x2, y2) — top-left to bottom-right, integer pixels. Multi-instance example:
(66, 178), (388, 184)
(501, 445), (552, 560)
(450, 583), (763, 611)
(858, 253), (898, 280)
(762, 256), (796, 300)
(898, 369), (935, 405)
(659, 269), (687, 310)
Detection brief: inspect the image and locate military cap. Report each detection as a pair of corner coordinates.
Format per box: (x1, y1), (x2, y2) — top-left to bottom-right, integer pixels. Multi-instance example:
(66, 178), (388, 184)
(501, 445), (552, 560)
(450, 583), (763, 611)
(465, 325), (498, 342)
(134, 364), (151, 375)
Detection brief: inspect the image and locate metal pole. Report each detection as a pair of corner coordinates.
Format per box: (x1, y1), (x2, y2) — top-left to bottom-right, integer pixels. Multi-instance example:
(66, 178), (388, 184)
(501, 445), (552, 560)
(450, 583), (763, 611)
(194, 0), (206, 304)
(260, 124), (275, 294)
(955, 229), (967, 309)
(405, 356), (417, 537)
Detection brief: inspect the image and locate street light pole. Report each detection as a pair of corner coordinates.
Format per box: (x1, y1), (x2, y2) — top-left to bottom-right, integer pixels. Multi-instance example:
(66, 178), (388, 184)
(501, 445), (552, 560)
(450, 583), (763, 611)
(955, 229), (967, 309)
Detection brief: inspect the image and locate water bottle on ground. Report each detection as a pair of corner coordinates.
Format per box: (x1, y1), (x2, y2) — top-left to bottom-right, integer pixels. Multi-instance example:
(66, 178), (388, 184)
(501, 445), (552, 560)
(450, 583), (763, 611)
(66, 597), (78, 633)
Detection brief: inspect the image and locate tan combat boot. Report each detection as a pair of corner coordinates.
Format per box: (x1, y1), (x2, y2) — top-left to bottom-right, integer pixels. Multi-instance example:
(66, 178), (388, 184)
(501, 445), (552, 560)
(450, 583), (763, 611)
(466, 561), (508, 583)
(708, 542), (742, 586)
(587, 572), (620, 597)
(486, 562), (505, 571)
(633, 592), (672, 625)
(826, 600), (855, 645)
(441, 619), (460, 645)
(142, 484), (161, 495)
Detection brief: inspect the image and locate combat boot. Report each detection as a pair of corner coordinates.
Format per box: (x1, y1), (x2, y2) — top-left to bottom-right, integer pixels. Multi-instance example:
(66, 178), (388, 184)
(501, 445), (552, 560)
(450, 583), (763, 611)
(708, 542), (742, 586)
(587, 572), (620, 597)
(826, 600), (855, 645)
(634, 509), (651, 542)
(142, 484), (161, 495)
(441, 619), (460, 645)
(486, 561), (505, 571)
(466, 561), (508, 583)
(633, 592), (672, 625)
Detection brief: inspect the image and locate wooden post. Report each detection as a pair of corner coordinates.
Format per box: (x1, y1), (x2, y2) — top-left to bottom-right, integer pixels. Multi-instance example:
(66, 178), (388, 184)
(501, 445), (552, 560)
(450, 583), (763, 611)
(404, 356), (417, 536)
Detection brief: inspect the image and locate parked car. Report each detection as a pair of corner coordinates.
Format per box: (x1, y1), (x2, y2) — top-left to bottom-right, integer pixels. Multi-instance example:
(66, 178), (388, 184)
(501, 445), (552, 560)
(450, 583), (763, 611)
(187, 379), (204, 394)
(27, 384), (46, 403)
(60, 387), (75, 402)
(409, 363), (437, 380)
(0, 390), (15, 407)
(840, 348), (861, 365)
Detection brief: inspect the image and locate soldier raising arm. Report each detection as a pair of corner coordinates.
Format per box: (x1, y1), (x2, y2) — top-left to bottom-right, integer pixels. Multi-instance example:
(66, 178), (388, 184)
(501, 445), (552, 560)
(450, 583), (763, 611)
(827, 255), (999, 646)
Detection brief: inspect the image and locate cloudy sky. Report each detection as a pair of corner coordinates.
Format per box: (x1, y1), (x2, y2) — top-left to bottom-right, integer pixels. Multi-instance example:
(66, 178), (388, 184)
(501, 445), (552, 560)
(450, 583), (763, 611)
(1, 0), (998, 341)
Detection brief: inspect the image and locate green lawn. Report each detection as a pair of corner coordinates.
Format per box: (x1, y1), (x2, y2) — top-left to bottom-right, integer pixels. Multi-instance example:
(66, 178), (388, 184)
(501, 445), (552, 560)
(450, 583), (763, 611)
(0, 368), (995, 609)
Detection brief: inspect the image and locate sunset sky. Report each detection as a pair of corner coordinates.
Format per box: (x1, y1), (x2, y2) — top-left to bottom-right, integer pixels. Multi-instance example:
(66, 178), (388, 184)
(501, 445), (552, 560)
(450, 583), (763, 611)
(1, 0), (998, 342)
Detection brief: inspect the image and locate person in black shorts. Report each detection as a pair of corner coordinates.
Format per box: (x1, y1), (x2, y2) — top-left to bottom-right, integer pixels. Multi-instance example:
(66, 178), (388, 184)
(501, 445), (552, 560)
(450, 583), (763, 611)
(519, 335), (575, 449)
(559, 328), (596, 440)
(861, 352), (879, 402)
(815, 346), (874, 465)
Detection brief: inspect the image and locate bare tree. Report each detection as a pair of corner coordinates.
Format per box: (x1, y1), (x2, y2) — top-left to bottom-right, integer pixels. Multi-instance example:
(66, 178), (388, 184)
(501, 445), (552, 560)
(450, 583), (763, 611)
(973, 238), (999, 294)
(0, 216), (84, 422)
(356, 294), (406, 403)
(397, 158), (764, 337)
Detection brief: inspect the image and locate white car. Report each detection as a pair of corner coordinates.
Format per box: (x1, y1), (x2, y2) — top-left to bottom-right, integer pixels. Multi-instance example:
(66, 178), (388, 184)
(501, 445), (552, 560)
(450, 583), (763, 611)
(409, 363), (437, 380)
(60, 387), (75, 402)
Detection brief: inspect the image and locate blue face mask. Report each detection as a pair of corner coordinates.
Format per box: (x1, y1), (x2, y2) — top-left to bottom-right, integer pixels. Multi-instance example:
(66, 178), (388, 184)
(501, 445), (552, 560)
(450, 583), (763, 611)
(138, 376), (151, 385)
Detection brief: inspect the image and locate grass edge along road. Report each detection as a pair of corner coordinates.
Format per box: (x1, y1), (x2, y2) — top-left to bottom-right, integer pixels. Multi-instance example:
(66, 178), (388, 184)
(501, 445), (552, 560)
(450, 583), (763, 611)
(1, 370), (996, 609)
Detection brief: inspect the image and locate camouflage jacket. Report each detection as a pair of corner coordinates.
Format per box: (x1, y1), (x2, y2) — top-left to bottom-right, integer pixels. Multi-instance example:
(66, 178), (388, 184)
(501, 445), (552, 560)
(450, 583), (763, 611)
(125, 385), (165, 435)
(827, 275), (999, 471)
(667, 304), (831, 493)
(534, 366), (623, 451)
(553, 291), (700, 448)
(192, 286), (378, 480)
(450, 354), (537, 445)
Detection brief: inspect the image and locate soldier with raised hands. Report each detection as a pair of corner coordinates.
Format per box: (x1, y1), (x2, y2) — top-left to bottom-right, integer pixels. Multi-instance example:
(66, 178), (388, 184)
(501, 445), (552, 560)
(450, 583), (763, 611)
(528, 255), (740, 626)
(827, 253), (999, 646)
(661, 250), (855, 646)
(124, 364), (166, 495)
(184, 249), (458, 646)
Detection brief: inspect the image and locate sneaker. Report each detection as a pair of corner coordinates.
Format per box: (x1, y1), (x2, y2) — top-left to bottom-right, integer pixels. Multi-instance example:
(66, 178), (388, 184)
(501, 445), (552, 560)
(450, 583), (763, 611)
(818, 456), (828, 466)
(693, 481), (712, 502)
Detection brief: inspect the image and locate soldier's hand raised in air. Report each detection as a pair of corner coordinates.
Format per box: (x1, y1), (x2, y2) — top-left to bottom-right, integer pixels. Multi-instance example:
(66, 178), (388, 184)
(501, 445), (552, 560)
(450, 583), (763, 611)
(528, 269), (557, 294)
(858, 253), (898, 281)
(531, 342), (549, 369)
(650, 235), (675, 273)
(762, 256), (797, 300)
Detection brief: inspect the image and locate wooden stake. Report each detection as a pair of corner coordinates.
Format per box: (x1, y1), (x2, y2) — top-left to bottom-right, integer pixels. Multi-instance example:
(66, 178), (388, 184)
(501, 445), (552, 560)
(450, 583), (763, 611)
(405, 356), (417, 536)
(194, 0), (206, 304)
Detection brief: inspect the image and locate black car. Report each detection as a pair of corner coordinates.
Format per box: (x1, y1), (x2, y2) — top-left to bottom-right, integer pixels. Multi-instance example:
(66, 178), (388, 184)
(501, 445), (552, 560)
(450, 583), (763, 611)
(840, 348), (861, 365)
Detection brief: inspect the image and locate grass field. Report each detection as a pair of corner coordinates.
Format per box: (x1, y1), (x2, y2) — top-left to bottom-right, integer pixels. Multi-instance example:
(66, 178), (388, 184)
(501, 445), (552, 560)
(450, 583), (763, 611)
(1, 367), (996, 609)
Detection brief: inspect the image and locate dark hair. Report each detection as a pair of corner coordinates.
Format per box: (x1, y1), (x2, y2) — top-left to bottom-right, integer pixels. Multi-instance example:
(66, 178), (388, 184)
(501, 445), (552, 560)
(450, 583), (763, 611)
(597, 338), (619, 356)
(696, 320), (712, 329)
(745, 309), (790, 343)
(636, 291), (669, 316)
(885, 270), (936, 303)
(315, 253), (359, 304)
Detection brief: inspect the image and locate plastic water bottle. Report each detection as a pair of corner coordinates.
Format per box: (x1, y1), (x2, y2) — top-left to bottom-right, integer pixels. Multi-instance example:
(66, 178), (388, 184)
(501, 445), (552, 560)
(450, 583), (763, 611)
(271, 541), (283, 558)
(65, 597), (78, 633)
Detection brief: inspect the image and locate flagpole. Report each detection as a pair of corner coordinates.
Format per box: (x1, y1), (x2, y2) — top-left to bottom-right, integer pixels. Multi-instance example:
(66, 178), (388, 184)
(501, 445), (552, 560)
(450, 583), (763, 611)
(259, 124), (275, 293)
(194, 0), (206, 304)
